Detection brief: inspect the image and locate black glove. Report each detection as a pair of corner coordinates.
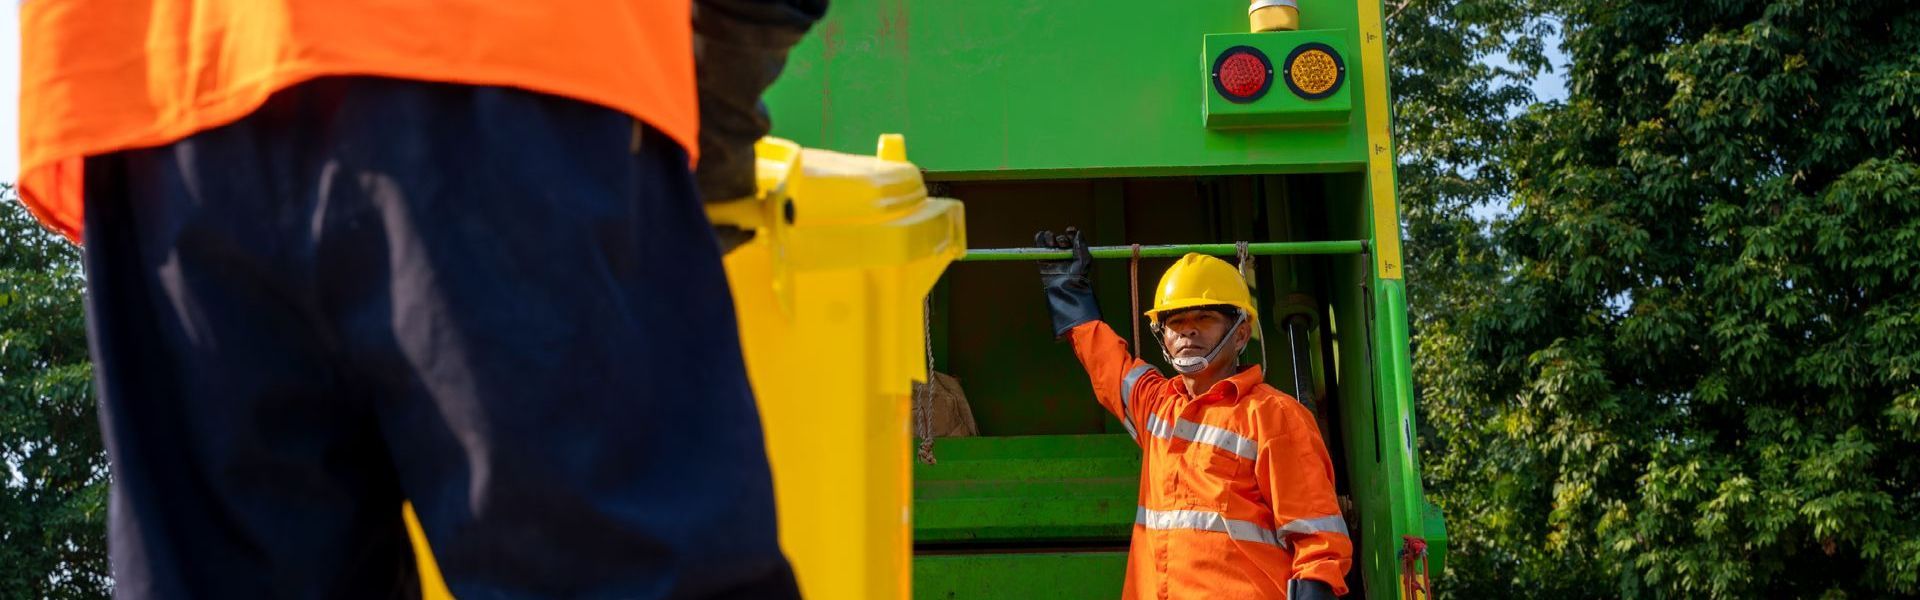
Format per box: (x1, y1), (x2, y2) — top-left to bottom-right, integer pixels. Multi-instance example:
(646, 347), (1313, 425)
(1288, 578), (1339, 600)
(1035, 227), (1101, 337)
(692, 0), (828, 253)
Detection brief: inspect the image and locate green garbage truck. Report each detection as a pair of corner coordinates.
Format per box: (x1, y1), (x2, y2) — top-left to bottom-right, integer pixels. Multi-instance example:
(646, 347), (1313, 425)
(765, 1), (1447, 597)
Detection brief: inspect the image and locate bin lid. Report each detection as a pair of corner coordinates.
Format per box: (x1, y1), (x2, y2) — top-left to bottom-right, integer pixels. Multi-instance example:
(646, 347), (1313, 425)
(791, 148), (927, 225)
(764, 135), (965, 272)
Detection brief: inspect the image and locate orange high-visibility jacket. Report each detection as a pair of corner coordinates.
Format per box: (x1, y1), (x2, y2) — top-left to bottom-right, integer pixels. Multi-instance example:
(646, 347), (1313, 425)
(18, 0), (697, 242)
(1069, 321), (1353, 598)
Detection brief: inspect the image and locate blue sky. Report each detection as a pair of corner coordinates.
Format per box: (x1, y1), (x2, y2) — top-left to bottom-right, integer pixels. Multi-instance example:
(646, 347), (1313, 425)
(1526, 52), (1569, 104)
(3, 6), (18, 181)
(1517, 29), (1571, 104)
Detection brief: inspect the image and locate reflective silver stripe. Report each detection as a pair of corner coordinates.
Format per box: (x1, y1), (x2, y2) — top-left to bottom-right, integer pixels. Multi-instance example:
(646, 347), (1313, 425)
(1117, 363), (1155, 441)
(1277, 515), (1351, 541)
(1183, 421), (1259, 460)
(1143, 415), (1259, 460)
(1145, 414), (1174, 440)
(1135, 507), (1281, 547)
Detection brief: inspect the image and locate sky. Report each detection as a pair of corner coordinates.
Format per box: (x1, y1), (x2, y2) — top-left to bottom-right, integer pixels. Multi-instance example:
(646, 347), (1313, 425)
(1470, 30), (1570, 222)
(1528, 50), (1570, 104)
(1517, 30), (1571, 104)
(3, 6), (18, 181)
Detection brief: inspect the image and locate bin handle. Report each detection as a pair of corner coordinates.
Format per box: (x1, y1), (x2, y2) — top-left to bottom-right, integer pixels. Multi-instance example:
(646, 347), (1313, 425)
(708, 137), (803, 316)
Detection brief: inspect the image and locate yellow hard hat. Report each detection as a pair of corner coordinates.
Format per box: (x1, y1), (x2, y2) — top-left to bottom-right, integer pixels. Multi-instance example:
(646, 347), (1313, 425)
(1144, 253), (1258, 325)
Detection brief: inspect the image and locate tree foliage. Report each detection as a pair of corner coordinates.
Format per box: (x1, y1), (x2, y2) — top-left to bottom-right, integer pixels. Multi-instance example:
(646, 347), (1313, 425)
(1389, 0), (1555, 328)
(1416, 0), (1920, 597)
(0, 185), (109, 599)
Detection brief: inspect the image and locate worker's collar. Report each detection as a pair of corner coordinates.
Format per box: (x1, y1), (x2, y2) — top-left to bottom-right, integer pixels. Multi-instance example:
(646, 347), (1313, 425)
(1179, 364), (1265, 401)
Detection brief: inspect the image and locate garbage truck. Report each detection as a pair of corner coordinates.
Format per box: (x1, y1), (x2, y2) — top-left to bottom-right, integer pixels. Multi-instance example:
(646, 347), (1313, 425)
(758, 0), (1447, 597)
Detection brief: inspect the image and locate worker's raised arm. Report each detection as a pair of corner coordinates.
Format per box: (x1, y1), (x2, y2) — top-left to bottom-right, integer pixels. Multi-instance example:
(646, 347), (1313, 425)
(1066, 321), (1164, 443)
(1254, 401), (1353, 599)
(1036, 228), (1164, 441)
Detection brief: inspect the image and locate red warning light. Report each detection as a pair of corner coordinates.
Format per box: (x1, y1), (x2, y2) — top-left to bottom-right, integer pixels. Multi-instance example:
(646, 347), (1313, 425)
(1220, 53), (1268, 97)
(1212, 46), (1274, 103)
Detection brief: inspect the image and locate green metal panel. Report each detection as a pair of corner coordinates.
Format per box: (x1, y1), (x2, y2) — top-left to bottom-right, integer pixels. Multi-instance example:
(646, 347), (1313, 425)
(1423, 499), (1449, 574)
(1375, 278), (1427, 584)
(1203, 31), (1354, 129)
(764, 0), (1372, 178)
(915, 435), (1138, 543)
(1323, 172), (1403, 597)
(915, 553), (1128, 599)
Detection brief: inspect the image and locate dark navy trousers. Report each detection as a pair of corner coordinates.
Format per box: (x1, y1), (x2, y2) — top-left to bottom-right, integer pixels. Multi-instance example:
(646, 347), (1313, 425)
(82, 77), (796, 599)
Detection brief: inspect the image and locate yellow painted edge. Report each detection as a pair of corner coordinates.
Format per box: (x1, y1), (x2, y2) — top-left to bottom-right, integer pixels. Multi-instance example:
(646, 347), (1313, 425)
(404, 502), (456, 600)
(1356, 0), (1405, 280)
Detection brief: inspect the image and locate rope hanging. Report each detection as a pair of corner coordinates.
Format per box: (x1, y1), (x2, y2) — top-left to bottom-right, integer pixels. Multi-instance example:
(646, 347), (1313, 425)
(1129, 244), (1143, 360)
(1235, 241), (1268, 373)
(916, 295), (938, 464)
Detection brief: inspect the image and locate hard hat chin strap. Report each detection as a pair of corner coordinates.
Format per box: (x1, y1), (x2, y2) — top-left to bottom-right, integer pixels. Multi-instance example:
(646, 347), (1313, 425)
(1154, 310), (1249, 375)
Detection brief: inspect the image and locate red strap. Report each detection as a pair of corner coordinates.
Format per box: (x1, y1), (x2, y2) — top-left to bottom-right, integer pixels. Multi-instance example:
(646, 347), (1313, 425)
(1401, 536), (1432, 600)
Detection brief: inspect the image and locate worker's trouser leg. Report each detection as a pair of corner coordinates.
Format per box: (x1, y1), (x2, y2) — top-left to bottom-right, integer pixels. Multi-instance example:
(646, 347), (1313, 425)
(81, 76), (796, 599)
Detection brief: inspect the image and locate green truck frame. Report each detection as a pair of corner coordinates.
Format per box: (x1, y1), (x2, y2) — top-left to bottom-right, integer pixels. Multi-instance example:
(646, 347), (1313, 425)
(766, 1), (1444, 597)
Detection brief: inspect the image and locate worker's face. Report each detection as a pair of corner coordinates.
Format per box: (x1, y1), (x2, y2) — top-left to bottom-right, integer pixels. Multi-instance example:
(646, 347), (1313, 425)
(1160, 309), (1249, 364)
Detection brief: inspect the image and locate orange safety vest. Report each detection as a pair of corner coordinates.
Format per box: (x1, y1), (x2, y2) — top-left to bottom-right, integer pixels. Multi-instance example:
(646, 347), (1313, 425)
(17, 0), (697, 242)
(1069, 321), (1354, 598)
